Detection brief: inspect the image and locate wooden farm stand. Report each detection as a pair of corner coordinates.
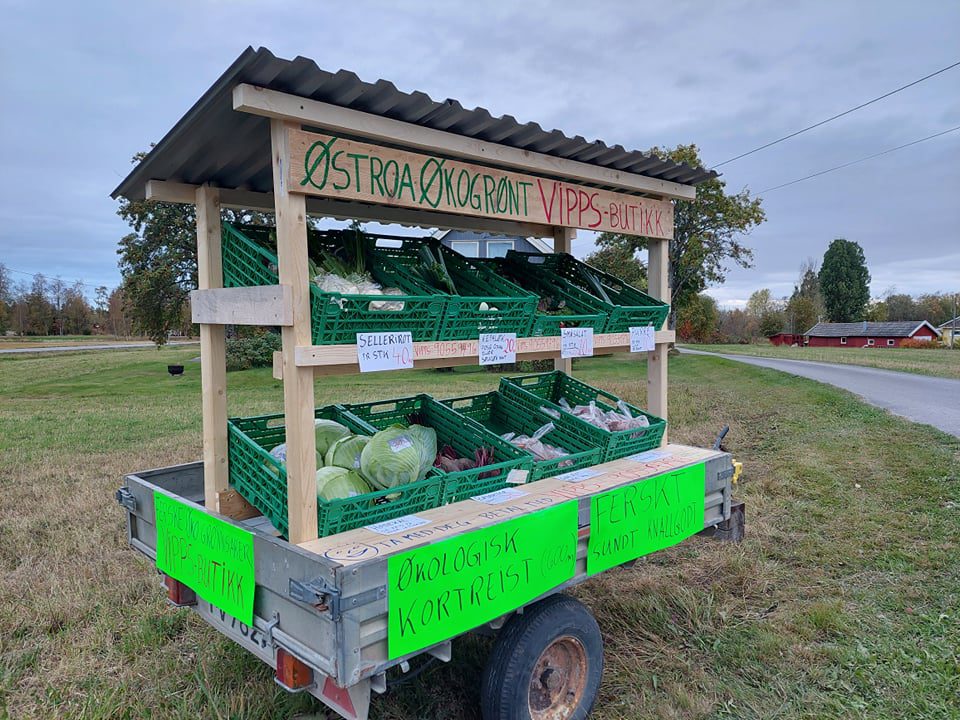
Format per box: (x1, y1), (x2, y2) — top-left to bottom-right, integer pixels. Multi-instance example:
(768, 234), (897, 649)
(114, 48), (740, 720)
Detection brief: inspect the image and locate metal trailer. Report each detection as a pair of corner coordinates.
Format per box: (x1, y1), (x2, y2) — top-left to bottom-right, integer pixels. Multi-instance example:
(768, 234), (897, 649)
(109, 47), (736, 720)
(117, 446), (742, 720)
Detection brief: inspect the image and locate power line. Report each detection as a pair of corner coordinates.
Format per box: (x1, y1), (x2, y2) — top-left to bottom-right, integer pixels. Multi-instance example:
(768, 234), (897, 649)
(711, 59), (960, 168)
(759, 124), (960, 193)
(3, 266), (108, 289)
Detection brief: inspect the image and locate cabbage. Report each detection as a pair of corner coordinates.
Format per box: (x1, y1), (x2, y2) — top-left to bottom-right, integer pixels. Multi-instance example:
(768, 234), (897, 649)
(361, 424), (437, 490)
(315, 466), (372, 501)
(315, 419), (351, 458)
(325, 434), (370, 471)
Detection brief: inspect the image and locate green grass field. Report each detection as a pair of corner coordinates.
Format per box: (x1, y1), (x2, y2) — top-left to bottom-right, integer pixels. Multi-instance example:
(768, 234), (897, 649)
(1, 349), (957, 719)
(682, 343), (960, 380)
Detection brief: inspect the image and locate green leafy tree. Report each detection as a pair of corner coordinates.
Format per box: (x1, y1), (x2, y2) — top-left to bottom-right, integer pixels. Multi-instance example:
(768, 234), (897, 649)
(785, 259), (825, 333)
(865, 299), (889, 322)
(596, 144), (765, 328)
(883, 293), (916, 321)
(746, 288), (775, 319)
(759, 311), (785, 337)
(819, 239), (871, 322)
(0, 263), (11, 333)
(117, 152), (278, 345)
(583, 244), (647, 290)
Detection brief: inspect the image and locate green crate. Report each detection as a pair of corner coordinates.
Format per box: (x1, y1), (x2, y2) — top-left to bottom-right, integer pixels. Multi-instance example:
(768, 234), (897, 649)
(221, 224), (447, 345)
(227, 406), (445, 539)
(498, 371), (666, 461)
(439, 391), (604, 481)
(473, 257), (608, 337)
(504, 250), (669, 333)
(371, 237), (537, 340)
(342, 394), (532, 503)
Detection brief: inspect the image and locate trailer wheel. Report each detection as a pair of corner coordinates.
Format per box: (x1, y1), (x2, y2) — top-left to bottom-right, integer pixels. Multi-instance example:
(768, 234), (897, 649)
(480, 594), (603, 720)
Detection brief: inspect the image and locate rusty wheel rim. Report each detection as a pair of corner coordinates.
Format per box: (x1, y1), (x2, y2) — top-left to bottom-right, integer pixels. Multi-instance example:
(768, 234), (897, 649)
(527, 635), (588, 720)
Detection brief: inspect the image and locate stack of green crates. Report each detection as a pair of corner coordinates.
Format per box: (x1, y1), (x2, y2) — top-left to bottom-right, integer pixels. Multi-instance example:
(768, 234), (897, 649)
(370, 237), (538, 340)
(221, 224), (447, 345)
(498, 371), (666, 461)
(472, 257), (608, 337)
(227, 406), (447, 539)
(439, 391), (603, 481)
(342, 394), (531, 503)
(504, 250), (669, 333)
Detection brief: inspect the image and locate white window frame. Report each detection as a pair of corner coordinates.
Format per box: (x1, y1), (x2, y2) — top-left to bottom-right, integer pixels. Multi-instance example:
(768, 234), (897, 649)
(887, 339), (895, 346)
(840, 337), (847, 345)
(449, 240), (480, 258)
(867, 338), (875, 346)
(486, 240), (515, 258)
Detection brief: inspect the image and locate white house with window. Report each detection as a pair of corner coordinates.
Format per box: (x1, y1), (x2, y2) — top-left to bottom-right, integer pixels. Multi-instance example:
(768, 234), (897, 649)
(436, 230), (553, 258)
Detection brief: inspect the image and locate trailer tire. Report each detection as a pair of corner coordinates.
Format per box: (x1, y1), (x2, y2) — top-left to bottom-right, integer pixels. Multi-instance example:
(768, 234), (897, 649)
(480, 593), (603, 720)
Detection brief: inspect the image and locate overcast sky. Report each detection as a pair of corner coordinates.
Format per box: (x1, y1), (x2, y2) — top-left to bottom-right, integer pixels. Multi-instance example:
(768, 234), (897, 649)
(1, 0), (958, 307)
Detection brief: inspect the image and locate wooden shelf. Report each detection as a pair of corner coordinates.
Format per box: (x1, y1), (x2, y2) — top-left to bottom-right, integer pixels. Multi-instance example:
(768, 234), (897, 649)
(271, 331), (675, 378)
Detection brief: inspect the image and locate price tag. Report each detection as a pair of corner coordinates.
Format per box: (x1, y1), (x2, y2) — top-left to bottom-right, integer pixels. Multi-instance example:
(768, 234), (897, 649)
(555, 468), (604, 483)
(471, 487), (529, 505)
(365, 514), (429, 535)
(506, 469), (529, 485)
(479, 333), (517, 366)
(630, 326), (655, 352)
(626, 449), (672, 463)
(357, 332), (414, 372)
(561, 327), (594, 358)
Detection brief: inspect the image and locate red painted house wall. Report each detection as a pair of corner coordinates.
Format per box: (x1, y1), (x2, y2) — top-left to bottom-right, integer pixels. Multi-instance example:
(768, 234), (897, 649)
(807, 328), (935, 347)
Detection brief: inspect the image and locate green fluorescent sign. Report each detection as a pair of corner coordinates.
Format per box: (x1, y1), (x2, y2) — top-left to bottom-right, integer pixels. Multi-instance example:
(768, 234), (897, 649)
(154, 491), (255, 625)
(387, 501), (578, 660)
(588, 462), (706, 576)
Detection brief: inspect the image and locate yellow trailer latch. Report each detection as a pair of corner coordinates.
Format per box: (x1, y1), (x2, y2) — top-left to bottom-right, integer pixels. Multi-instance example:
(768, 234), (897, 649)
(732, 460), (743, 485)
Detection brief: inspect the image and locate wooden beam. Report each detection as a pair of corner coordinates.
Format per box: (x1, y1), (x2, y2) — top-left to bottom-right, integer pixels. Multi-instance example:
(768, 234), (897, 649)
(281, 331), (675, 377)
(646, 239), (670, 444)
(552, 227), (578, 375)
(190, 285), (293, 326)
(286, 129), (674, 240)
(233, 83), (696, 201)
(196, 185), (230, 512)
(145, 179), (553, 238)
(272, 119), (319, 545)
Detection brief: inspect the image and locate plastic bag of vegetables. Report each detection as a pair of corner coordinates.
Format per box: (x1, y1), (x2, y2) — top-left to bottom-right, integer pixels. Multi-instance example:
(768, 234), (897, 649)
(361, 424), (437, 490)
(315, 466), (372, 501)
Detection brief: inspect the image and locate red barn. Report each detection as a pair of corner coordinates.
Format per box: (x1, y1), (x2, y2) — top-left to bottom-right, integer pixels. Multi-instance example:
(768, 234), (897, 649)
(804, 321), (941, 347)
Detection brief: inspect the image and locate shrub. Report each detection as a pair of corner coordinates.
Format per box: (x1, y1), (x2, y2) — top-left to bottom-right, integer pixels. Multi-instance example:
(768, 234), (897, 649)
(899, 338), (942, 349)
(225, 332), (282, 371)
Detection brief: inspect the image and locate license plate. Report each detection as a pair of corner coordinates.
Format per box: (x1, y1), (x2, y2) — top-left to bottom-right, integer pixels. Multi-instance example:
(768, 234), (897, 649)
(195, 600), (275, 664)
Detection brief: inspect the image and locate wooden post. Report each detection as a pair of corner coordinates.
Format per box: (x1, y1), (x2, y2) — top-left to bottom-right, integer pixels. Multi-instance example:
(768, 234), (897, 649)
(271, 119), (319, 544)
(552, 227), (577, 375)
(647, 238), (669, 445)
(196, 185), (229, 511)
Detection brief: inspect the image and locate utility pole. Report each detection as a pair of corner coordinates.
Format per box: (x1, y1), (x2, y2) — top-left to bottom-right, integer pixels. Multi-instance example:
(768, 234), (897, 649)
(952, 293), (957, 350)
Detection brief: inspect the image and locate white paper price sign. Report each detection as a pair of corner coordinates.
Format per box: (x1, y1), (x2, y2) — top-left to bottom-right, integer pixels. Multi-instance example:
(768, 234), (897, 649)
(629, 326), (655, 352)
(479, 333), (517, 366)
(356, 332), (414, 372)
(561, 327), (594, 358)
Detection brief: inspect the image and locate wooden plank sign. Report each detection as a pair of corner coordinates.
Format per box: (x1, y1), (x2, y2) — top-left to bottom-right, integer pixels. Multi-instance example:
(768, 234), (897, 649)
(286, 128), (674, 239)
(386, 501), (578, 659)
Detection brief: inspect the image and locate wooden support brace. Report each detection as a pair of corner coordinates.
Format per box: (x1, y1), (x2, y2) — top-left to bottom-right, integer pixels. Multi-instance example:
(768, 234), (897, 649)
(190, 285), (293, 326)
(272, 119), (319, 545)
(646, 238), (670, 445)
(552, 227), (577, 375)
(196, 186), (230, 511)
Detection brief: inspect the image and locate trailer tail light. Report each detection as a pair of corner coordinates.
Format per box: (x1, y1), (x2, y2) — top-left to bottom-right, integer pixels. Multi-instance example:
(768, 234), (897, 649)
(164, 575), (197, 607)
(275, 648), (314, 691)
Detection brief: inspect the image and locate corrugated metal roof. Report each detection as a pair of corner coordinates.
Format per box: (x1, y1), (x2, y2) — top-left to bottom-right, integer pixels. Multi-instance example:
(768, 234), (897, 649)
(112, 47), (717, 201)
(805, 321), (940, 337)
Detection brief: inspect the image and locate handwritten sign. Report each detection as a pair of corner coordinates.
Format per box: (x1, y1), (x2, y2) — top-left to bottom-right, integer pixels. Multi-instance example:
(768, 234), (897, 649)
(365, 515), (430, 535)
(561, 327), (594, 358)
(471, 487), (529, 505)
(288, 129), (674, 240)
(154, 492), (255, 625)
(555, 468), (604, 483)
(626, 450), (672, 463)
(357, 331), (413, 372)
(479, 333), (517, 366)
(387, 501), (578, 659)
(629, 326), (655, 352)
(587, 462), (705, 575)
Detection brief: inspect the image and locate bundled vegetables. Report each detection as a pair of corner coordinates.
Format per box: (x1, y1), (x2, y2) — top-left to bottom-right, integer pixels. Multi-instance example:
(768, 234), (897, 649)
(434, 445), (496, 476)
(308, 228), (405, 310)
(501, 423), (571, 465)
